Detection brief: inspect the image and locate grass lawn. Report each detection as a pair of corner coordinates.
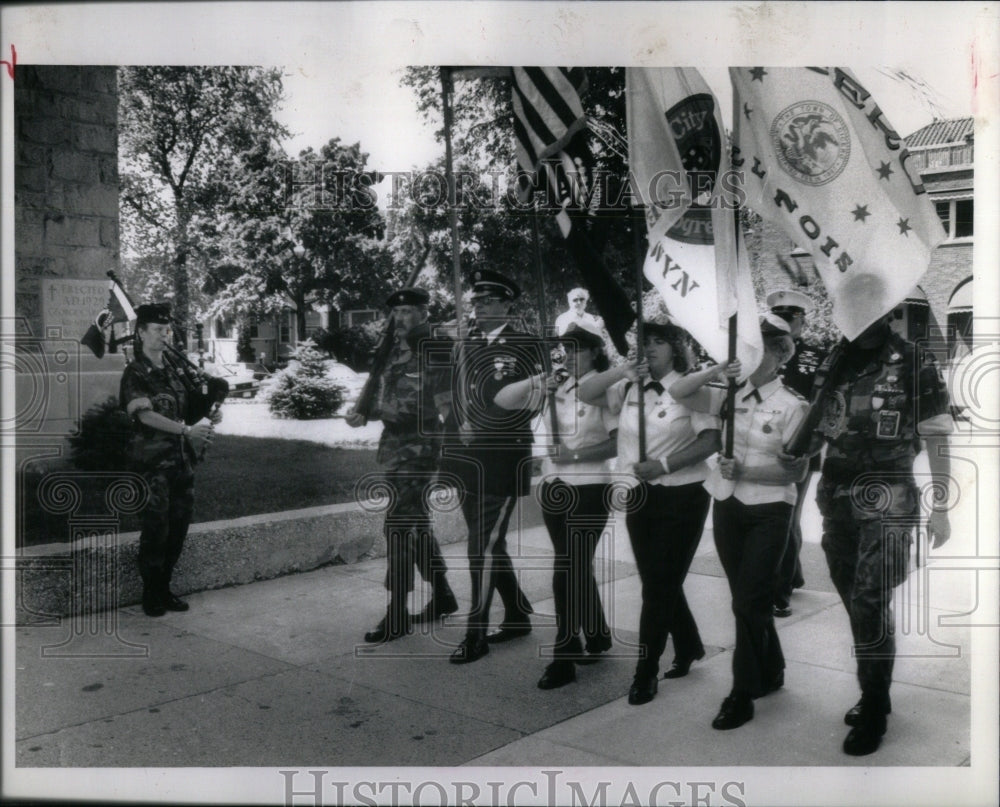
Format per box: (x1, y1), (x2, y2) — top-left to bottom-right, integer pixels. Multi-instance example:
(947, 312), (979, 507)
(18, 434), (380, 547)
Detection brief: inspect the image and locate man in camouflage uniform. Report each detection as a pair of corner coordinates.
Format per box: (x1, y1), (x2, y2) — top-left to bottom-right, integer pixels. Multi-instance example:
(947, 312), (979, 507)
(347, 287), (458, 643)
(120, 303), (217, 617)
(768, 289), (828, 617)
(812, 313), (953, 756)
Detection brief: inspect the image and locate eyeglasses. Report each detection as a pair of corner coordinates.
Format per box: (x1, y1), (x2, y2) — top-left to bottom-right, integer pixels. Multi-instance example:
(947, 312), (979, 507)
(571, 298), (586, 303)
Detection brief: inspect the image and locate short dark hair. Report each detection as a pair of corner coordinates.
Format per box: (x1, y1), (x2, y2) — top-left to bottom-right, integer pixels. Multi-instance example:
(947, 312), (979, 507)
(644, 322), (690, 373)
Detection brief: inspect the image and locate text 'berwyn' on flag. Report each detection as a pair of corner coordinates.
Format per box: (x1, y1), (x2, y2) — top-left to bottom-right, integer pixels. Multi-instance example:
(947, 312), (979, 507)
(627, 67), (763, 375)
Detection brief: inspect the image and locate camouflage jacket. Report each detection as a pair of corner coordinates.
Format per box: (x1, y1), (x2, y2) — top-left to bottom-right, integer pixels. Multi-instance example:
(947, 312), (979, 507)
(119, 353), (195, 472)
(818, 331), (950, 483)
(373, 320), (449, 470)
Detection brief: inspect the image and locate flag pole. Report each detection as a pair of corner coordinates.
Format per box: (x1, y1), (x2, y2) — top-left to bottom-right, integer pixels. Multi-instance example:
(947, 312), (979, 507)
(530, 204), (560, 442)
(440, 67), (464, 334)
(632, 205), (646, 462)
(724, 206), (740, 459)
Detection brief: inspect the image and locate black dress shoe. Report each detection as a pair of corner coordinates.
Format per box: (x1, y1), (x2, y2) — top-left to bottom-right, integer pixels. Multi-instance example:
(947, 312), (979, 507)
(411, 590), (459, 623)
(843, 713), (888, 756)
(773, 605), (793, 618)
(844, 695), (891, 726)
(712, 694), (754, 730)
(576, 635), (612, 665)
(761, 670), (784, 696)
(537, 660), (576, 690)
(486, 613), (532, 643)
(162, 592), (190, 612)
(627, 674), (658, 705)
(363, 614), (412, 644)
(662, 649), (706, 679)
(141, 593), (166, 618)
(450, 635), (489, 664)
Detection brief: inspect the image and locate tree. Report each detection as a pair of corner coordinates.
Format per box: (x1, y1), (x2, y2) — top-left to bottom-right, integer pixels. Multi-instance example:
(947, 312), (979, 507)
(270, 138), (399, 340)
(118, 66), (289, 344)
(397, 67), (641, 332)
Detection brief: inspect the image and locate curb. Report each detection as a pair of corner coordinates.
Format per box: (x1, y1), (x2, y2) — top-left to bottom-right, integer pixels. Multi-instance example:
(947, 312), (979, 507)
(15, 486), (545, 621)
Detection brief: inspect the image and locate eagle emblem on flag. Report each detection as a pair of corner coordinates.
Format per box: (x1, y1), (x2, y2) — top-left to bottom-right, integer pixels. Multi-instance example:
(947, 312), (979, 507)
(771, 101), (851, 186)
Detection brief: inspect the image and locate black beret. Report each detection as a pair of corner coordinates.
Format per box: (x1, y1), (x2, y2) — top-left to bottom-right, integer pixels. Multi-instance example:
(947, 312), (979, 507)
(135, 303), (172, 325)
(385, 287), (430, 308)
(470, 269), (520, 301)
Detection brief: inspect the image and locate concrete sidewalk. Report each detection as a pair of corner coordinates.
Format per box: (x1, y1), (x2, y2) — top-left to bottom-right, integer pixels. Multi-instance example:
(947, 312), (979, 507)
(15, 501), (975, 781)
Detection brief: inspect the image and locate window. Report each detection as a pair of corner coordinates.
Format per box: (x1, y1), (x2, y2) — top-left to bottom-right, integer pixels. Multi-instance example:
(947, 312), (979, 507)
(279, 316), (290, 343)
(249, 316), (259, 339)
(935, 198), (973, 240)
(954, 199), (973, 238)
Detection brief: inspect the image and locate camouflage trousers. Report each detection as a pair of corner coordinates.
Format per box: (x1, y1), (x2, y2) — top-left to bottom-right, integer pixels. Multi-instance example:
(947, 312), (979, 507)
(382, 463), (448, 606)
(818, 475), (918, 706)
(138, 467), (195, 592)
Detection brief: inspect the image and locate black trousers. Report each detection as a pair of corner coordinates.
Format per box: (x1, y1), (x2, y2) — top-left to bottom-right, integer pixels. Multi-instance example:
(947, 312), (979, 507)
(460, 490), (528, 640)
(714, 497), (792, 697)
(383, 464), (449, 614)
(540, 481), (612, 657)
(138, 467), (194, 593)
(625, 482), (710, 678)
(774, 471), (811, 607)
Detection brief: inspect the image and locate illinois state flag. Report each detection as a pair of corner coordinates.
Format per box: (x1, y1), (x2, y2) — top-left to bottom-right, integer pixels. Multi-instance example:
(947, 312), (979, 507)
(731, 67), (946, 340)
(627, 67), (762, 373)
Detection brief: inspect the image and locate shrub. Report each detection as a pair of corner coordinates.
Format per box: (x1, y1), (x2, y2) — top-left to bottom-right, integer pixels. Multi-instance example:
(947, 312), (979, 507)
(261, 341), (347, 419)
(68, 395), (134, 471)
(316, 322), (381, 372)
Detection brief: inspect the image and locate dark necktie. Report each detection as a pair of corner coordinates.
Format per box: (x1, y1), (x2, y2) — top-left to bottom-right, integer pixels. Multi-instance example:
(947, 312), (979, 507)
(740, 384), (762, 403)
(644, 380), (664, 395)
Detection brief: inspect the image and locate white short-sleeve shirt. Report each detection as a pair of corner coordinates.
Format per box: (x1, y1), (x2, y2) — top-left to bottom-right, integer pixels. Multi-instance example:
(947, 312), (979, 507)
(606, 370), (721, 488)
(701, 378), (809, 505)
(536, 370), (618, 485)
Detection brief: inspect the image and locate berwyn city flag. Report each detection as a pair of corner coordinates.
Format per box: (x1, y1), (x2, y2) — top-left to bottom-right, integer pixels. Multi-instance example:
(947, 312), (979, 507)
(627, 67), (762, 374)
(731, 67), (947, 340)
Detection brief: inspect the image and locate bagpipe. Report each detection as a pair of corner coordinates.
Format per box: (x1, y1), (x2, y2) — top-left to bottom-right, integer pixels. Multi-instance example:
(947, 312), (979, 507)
(81, 270), (229, 424)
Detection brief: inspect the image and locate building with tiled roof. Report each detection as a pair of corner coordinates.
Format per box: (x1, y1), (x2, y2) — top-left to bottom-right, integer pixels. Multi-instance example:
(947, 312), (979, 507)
(749, 117), (975, 359)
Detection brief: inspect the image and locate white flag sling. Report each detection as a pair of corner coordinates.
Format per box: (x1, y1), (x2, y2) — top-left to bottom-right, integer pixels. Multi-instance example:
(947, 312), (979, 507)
(730, 67), (946, 339)
(627, 67), (763, 372)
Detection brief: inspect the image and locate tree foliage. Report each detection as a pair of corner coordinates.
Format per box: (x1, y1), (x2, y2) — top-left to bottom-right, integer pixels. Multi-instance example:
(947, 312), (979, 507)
(397, 67), (640, 332)
(118, 66), (290, 342)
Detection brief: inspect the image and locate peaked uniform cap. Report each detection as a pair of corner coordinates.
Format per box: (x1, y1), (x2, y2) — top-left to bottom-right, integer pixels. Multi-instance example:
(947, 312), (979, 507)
(766, 289), (815, 314)
(385, 287), (430, 308)
(760, 312), (792, 337)
(470, 270), (520, 300)
(558, 321), (604, 349)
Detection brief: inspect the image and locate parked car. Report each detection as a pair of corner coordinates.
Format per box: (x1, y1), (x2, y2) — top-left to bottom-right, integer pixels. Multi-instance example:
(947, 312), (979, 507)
(190, 355), (261, 399)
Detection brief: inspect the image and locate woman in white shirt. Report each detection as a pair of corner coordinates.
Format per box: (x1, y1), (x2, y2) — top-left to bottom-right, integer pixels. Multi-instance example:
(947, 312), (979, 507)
(496, 322), (617, 690)
(578, 317), (721, 706)
(669, 314), (809, 730)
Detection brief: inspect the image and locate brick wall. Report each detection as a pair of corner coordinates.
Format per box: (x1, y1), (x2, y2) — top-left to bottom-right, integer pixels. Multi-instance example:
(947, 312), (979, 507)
(15, 66), (119, 336)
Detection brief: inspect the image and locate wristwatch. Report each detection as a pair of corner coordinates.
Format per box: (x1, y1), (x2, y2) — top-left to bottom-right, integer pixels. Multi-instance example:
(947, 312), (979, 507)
(182, 425), (192, 438)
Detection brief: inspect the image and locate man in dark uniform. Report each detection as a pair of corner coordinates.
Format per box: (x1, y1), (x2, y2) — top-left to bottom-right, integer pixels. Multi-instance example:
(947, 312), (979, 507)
(119, 303), (218, 617)
(809, 313), (953, 756)
(444, 270), (544, 664)
(346, 287), (458, 643)
(767, 289), (827, 617)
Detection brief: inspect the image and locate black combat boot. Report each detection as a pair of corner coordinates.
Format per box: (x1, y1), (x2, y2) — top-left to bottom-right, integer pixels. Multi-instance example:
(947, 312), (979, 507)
(842, 694), (889, 756)
(364, 601), (412, 643)
(412, 579), (459, 623)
